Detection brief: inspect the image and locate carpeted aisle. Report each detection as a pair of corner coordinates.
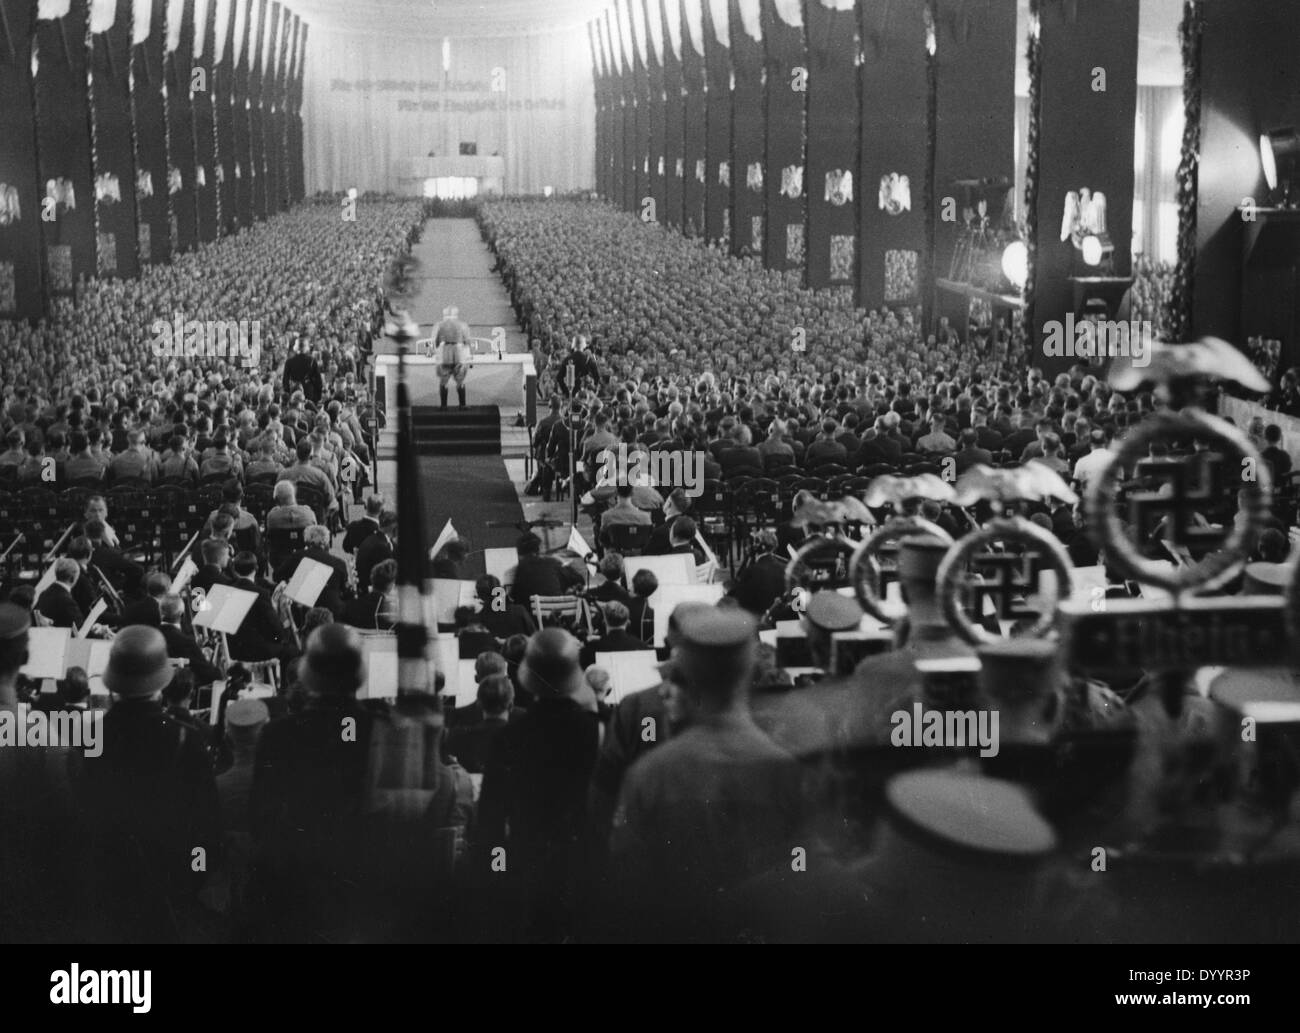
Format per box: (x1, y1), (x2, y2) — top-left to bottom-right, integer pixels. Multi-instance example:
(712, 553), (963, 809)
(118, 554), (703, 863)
(418, 453), (527, 577)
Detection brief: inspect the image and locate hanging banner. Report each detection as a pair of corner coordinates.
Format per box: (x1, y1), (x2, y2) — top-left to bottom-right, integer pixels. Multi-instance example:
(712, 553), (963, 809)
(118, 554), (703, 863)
(857, 0), (928, 310)
(680, 0), (705, 237)
(231, 0), (254, 229)
(165, 0), (198, 252)
(642, 0), (665, 223)
(0, 0), (47, 318)
(288, 19), (305, 202)
(760, 0), (804, 277)
(213, 0), (237, 234)
(268, 1), (290, 212)
(192, 0), (219, 240)
(247, 0), (267, 219)
(729, 0), (764, 259)
(33, 0), (98, 295)
(131, 0), (170, 264)
(588, 21), (606, 199)
(87, 0), (141, 280)
(614, 4), (637, 213)
(659, 0), (682, 229)
(624, 0), (649, 216)
(804, 0), (856, 291)
(702, 0), (730, 248)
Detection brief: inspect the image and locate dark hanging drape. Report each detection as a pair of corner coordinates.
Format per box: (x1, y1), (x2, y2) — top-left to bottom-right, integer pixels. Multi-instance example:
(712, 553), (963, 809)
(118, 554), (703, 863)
(233, 0), (254, 226)
(248, 0), (267, 219)
(729, 0), (764, 259)
(131, 0), (170, 264)
(627, 0), (649, 213)
(659, 0), (682, 229)
(931, 0), (1016, 317)
(289, 20), (305, 202)
(680, 2), (705, 237)
(193, 0), (220, 241)
(701, 0), (730, 248)
(166, 0), (198, 252)
(642, 0), (666, 221)
(804, 0), (857, 292)
(588, 21), (606, 199)
(760, 0), (805, 278)
(88, 0), (141, 280)
(268, 2), (290, 212)
(0, 0), (45, 318)
(616, 11), (636, 212)
(858, 0), (929, 310)
(215, 0), (238, 234)
(32, 0), (97, 295)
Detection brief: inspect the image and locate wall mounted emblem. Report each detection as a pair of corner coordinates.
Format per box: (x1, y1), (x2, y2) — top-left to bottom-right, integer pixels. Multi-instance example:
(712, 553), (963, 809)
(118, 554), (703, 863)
(878, 173), (911, 215)
(825, 169), (853, 206)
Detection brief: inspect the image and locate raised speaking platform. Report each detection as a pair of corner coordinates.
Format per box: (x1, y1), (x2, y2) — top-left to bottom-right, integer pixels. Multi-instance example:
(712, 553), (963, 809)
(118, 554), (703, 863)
(397, 155), (506, 198)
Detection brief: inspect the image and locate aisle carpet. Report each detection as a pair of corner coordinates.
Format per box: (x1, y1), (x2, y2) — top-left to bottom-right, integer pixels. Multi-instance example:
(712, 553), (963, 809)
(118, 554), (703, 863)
(417, 453), (527, 577)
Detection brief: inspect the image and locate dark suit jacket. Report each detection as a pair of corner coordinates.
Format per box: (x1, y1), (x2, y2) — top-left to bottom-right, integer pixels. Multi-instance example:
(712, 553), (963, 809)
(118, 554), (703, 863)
(275, 546), (351, 614)
(119, 596), (163, 628)
(580, 627), (649, 669)
(590, 684), (670, 837)
(191, 565), (230, 597)
(447, 717), (512, 774)
(481, 603), (536, 640)
(37, 583), (84, 629)
(160, 623), (222, 685)
(342, 516), (379, 555)
(953, 446), (994, 474)
(354, 532), (394, 595)
(91, 548), (145, 600)
(509, 554), (582, 607)
(975, 427), (1004, 452)
(340, 591), (392, 630)
(225, 579), (284, 661)
(728, 553), (788, 615)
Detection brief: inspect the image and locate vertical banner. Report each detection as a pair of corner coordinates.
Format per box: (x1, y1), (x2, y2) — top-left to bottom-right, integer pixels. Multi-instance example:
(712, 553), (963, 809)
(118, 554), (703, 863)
(624, 0), (648, 217)
(247, 0), (266, 219)
(232, 0), (252, 227)
(761, 0), (805, 278)
(601, 13), (621, 203)
(165, 0), (198, 252)
(269, 1), (289, 211)
(931, 0), (1016, 321)
(1030, 0), (1138, 374)
(614, 4), (636, 212)
(642, 0), (665, 224)
(701, 0), (730, 248)
(679, 0), (705, 236)
(0, 0), (47, 318)
(131, 0), (170, 264)
(192, 0), (219, 241)
(33, 0), (97, 296)
(213, 0), (237, 235)
(729, 0), (763, 259)
(858, 0), (928, 310)
(289, 19), (304, 202)
(659, 0), (682, 229)
(588, 20), (605, 199)
(804, 0), (857, 292)
(88, 0), (142, 281)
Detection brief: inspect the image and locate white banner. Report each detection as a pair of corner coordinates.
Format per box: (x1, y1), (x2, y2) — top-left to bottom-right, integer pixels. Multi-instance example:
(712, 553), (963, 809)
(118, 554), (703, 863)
(706, 0), (729, 48)
(132, 0), (151, 45)
(89, 0), (116, 35)
(645, 0), (664, 64)
(193, 0), (209, 57)
(772, 0), (803, 28)
(166, 0), (183, 52)
(213, 0), (232, 57)
(736, 0), (761, 42)
(682, 0), (705, 55)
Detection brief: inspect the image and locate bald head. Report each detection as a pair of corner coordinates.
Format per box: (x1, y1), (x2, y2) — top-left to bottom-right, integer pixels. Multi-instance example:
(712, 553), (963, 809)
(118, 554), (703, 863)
(522, 628), (583, 699)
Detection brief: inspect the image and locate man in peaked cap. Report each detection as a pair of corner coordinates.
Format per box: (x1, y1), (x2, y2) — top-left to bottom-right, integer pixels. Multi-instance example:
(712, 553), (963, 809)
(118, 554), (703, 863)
(800, 590), (865, 675)
(78, 626), (224, 942)
(609, 607), (805, 940)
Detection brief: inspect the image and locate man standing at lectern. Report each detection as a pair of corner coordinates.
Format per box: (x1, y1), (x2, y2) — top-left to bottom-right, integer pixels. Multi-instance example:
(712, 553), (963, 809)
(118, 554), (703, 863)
(434, 306), (473, 408)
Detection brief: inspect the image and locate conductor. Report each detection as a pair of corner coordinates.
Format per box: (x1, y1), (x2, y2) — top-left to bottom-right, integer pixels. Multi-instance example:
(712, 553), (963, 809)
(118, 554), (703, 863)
(432, 306), (474, 409)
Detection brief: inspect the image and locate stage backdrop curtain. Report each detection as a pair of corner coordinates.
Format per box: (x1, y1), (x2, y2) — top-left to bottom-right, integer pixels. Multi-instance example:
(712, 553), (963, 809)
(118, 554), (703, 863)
(858, 0), (928, 311)
(761, 0), (805, 277)
(1133, 85), (1181, 263)
(701, 0), (729, 248)
(165, 0), (199, 251)
(804, 0), (857, 292)
(0, 0), (46, 318)
(192, 0), (219, 240)
(33, 0), (98, 295)
(729, 0), (764, 258)
(303, 24), (593, 197)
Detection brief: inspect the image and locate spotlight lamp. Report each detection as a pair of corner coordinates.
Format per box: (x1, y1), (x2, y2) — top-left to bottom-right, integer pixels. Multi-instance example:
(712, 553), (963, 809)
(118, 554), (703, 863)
(1260, 127), (1300, 205)
(1001, 240), (1028, 291)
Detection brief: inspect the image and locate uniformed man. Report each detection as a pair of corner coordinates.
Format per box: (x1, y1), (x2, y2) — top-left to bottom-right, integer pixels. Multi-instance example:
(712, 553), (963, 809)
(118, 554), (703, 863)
(432, 306), (473, 408)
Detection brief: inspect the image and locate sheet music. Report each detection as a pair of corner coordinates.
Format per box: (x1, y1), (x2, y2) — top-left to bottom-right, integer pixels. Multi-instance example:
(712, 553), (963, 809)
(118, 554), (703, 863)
(484, 548), (518, 586)
(429, 519), (459, 560)
(286, 557), (334, 607)
(648, 583), (725, 645)
(432, 579), (477, 624)
(172, 556), (199, 594)
(21, 627), (71, 680)
(192, 584), (260, 635)
(595, 650), (661, 704)
(76, 598), (109, 639)
(627, 553), (695, 588)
